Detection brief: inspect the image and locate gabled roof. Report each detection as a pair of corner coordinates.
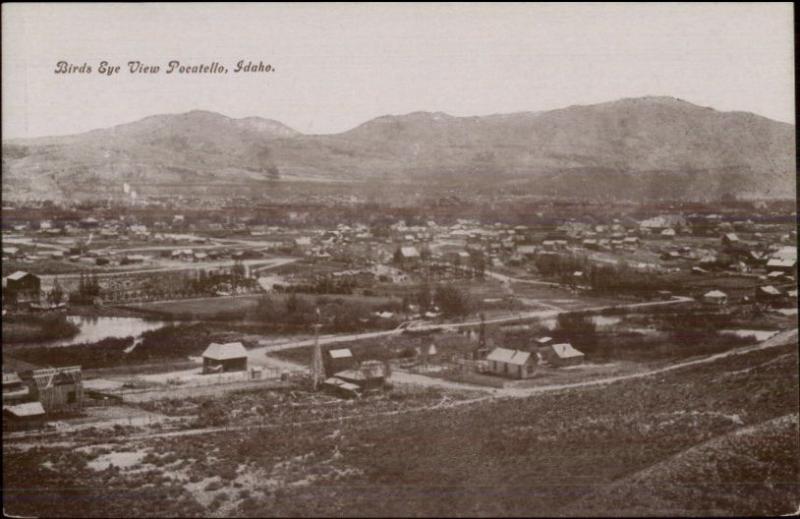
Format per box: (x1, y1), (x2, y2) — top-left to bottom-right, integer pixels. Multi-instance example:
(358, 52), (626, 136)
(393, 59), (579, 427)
(486, 347), (532, 365)
(766, 258), (796, 268)
(550, 343), (584, 359)
(704, 290), (727, 298)
(5, 271), (32, 281)
(202, 342), (247, 361)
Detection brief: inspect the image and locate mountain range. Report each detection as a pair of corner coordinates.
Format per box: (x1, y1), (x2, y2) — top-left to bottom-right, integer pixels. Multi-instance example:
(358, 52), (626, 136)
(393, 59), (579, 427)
(2, 96), (795, 201)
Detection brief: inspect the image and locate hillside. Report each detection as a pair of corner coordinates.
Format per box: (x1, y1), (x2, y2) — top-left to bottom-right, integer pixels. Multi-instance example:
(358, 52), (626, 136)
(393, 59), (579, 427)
(2, 97), (795, 200)
(4, 339), (798, 517)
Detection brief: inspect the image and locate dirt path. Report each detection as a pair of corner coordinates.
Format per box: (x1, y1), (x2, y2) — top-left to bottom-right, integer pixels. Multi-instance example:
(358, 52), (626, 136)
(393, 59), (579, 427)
(250, 295), (695, 356)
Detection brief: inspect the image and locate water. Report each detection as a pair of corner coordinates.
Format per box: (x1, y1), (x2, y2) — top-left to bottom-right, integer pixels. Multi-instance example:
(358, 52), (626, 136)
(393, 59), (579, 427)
(42, 316), (171, 347)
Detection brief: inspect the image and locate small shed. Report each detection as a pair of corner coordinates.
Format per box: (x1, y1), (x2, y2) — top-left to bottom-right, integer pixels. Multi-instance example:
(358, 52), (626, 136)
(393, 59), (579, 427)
(541, 343), (585, 367)
(486, 347), (537, 379)
(202, 342), (248, 374)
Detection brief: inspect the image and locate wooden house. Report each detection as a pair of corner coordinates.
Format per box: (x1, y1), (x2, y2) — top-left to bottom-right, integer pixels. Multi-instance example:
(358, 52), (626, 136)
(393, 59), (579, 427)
(486, 347), (537, 379)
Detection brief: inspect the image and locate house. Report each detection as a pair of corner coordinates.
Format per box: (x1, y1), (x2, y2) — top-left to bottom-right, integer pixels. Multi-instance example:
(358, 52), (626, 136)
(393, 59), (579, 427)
(755, 285), (782, 306)
(325, 348), (356, 377)
(396, 246), (421, 266)
(3, 401), (47, 431)
(2, 271), (41, 306)
(703, 290), (728, 305)
(765, 258), (797, 275)
(660, 228), (676, 239)
(202, 342), (248, 374)
(486, 347), (537, 379)
(540, 343), (585, 367)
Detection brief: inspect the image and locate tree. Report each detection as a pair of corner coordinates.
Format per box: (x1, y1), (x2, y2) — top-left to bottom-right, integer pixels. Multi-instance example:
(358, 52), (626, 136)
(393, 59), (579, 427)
(434, 285), (471, 318)
(416, 282), (432, 313)
(469, 250), (486, 279)
(48, 278), (64, 305)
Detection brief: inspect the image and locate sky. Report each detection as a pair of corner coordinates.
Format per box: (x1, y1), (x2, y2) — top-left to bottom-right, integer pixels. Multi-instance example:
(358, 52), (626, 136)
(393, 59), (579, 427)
(1, 3), (795, 139)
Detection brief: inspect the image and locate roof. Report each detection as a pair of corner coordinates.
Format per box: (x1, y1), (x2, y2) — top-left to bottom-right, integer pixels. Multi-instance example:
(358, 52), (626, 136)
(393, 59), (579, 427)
(4, 401), (46, 417)
(400, 246), (420, 258)
(535, 337), (553, 344)
(766, 258), (796, 268)
(202, 342), (248, 361)
(2, 372), (22, 385)
(328, 348), (353, 359)
(758, 285), (781, 296)
(5, 271), (32, 281)
(323, 377), (360, 393)
(723, 232), (740, 241)
(486, 347), (533, 366)
(704, 290), (727, 298)
(550, 343), (585, 359)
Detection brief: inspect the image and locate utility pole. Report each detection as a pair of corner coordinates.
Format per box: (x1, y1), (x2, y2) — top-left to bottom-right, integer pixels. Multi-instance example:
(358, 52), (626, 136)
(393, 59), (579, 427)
(311, 308), (323, 391)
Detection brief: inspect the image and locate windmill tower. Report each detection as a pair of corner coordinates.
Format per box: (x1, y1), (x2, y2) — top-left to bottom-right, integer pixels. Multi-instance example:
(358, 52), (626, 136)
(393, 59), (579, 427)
(311, 308), (323, 391)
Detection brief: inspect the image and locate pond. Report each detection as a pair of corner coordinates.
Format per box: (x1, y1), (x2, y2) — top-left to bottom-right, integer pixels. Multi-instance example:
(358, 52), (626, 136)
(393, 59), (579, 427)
(41, 316), (172, 347)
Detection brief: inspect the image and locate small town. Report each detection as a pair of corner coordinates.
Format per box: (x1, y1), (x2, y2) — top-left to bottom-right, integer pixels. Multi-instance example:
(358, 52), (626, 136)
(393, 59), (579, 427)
(2, 3), (798, 518)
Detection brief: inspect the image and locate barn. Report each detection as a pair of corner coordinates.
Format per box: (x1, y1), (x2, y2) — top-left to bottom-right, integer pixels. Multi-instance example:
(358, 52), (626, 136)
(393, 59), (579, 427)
(202, 342), (248, 374)
(486, 347), (537, 379)
(18, 366), (84, 413)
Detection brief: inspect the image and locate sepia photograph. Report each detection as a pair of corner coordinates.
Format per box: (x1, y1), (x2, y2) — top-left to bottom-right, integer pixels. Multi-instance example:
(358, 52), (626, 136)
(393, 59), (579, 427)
(1, 2), (798, 517)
